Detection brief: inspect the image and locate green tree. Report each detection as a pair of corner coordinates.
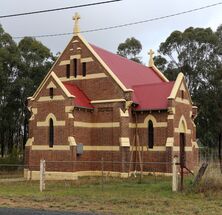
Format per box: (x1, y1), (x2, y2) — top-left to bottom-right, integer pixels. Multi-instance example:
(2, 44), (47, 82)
(155, 26), (222, 148)
(117, 37), (142, 63)
(0, 25), (55, 157)
(0, 24), (20, 157)
(216, 24), (222, 55)
(17, 37), (54, 149)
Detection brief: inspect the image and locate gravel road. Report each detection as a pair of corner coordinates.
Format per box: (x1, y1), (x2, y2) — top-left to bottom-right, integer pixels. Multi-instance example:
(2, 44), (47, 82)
(0, 208), (97, 215)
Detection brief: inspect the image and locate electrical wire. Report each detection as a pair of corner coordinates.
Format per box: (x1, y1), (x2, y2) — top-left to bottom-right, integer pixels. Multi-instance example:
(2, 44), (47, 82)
(12, 1), (222, 39)
(0, 0), (123, 19)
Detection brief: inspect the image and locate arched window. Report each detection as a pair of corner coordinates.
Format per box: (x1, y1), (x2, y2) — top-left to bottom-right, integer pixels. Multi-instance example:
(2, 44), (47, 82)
(49, 118), (54, 148)
(148, 120), (154, 148)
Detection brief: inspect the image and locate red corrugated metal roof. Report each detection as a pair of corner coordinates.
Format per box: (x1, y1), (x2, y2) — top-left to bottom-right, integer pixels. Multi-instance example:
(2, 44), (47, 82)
(132, 82), (175, 110)
(91, 44), (173, 110)
(63, 83), (93, 109)
(91, 44), (164, 89)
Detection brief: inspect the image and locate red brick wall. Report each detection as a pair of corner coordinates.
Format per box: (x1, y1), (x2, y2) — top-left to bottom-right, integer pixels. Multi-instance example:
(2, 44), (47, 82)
(129, 111), (169, 172)
(26, 74), (76, 169)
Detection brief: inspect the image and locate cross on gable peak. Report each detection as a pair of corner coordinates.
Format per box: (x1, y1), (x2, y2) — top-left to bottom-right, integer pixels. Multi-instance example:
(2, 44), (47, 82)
(73, 12), (81, 34)
(148, 49), (154, 56)
(148, 49), (155, 67)
(73, 12), (80, 21)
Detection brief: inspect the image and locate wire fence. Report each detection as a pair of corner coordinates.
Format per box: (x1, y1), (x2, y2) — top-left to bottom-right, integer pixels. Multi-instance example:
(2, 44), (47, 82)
(0, 159), (197, 190)
(199, 147), (220, 163)
(0, 158), (220, 192)
(0, 161), (172, 175)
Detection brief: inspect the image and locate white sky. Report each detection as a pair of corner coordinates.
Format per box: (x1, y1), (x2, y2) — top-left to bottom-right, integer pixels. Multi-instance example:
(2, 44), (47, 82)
(1, 0), (222, 63)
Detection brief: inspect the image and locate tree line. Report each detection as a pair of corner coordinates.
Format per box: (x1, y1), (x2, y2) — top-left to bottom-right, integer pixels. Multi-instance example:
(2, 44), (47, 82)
(0, 23), (221, 158)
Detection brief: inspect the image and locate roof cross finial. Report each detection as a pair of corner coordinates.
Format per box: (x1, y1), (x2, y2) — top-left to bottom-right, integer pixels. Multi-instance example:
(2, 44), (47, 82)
(148, 49), (155, 67)
(73, 12), (81, 34)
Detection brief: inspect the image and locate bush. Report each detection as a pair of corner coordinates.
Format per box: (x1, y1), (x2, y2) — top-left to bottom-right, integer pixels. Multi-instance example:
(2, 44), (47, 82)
(0, 147), (23, 171)
(194, 163), (222, 194)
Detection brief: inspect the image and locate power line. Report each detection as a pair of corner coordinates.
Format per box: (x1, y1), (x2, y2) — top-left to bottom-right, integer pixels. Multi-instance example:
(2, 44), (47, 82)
(13, 1), (222, 39)
(0, 0), (123, 19)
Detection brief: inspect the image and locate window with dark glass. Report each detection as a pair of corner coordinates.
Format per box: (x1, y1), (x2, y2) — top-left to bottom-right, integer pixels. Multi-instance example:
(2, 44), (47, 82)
(49, 118), (54, 148)
(49, 87), (53, 99)
(148, 120), (154, 148)
(66, 64), (70, 78)
(82, 62), (86, 77)
(74, 58), (77, 77)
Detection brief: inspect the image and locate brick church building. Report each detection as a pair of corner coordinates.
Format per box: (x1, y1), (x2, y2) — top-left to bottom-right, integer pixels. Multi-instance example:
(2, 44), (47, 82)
(24, 14), (199, 180)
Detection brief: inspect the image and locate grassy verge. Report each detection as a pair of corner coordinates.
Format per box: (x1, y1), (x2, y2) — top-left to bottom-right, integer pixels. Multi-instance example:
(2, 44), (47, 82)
(0, 175), (221, 215)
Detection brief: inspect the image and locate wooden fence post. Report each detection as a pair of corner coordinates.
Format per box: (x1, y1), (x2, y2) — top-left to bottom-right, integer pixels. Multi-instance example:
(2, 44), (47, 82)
(172, 156), (178, 192)
(40, 159), (46, 192)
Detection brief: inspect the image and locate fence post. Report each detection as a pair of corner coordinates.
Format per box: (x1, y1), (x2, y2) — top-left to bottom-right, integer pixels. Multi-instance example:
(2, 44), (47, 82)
(172, 156), (178, 192)
(40, 159), (46, 192)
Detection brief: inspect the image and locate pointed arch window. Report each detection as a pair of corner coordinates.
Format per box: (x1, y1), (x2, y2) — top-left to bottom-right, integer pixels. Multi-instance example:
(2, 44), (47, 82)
(49, 118), (54, 148)
(148, 120), (154, 149)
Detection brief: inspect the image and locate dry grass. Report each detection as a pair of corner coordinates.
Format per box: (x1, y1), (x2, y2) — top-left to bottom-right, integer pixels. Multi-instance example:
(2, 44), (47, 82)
(194, 162), (222, 194)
